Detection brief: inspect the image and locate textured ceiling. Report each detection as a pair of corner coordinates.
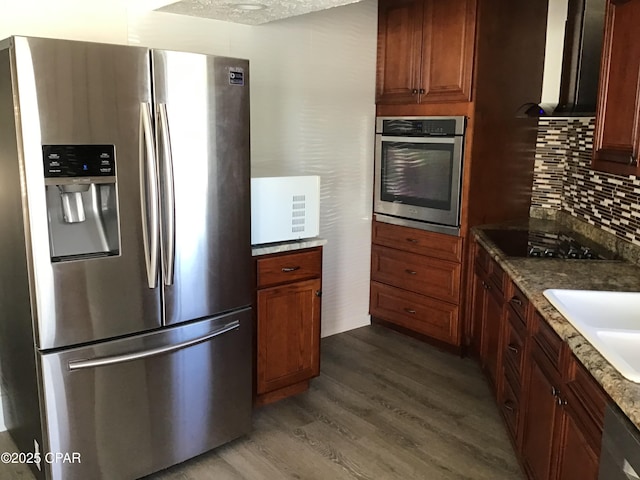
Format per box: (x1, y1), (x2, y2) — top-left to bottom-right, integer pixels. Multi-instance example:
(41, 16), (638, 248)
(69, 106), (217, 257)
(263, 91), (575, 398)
(155, 0), (363, 25)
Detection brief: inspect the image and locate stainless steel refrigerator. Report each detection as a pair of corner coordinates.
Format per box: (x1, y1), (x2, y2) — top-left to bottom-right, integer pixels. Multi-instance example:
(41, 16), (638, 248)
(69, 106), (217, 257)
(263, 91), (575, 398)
(0, 36), (252, 480)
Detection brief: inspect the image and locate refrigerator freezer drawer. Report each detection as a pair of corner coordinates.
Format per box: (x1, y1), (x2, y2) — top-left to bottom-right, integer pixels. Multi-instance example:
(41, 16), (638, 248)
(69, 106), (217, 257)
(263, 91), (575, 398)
(39, 308), (252, 480)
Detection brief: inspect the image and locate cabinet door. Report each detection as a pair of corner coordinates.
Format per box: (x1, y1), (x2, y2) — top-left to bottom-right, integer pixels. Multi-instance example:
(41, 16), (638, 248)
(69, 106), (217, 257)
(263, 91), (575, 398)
(556, 408), (600, 480)
(419, 0), (476, 103)
(481, 285), (503, 389)
(256, 278), (321, 395)
(376, 0), (424, 104)
(521, 349), (562, 480)
(593, 0), (640, 175)
(470, 271), (486, 356)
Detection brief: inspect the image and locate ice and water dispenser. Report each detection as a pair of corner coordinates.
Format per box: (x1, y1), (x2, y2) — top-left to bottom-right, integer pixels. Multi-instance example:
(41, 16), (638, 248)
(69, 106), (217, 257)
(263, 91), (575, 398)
(43, 145), (120, 261)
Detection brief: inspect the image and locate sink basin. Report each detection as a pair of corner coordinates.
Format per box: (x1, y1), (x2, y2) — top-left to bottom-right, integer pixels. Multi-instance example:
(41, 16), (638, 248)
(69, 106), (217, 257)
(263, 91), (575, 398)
(543, 289), (640, 382)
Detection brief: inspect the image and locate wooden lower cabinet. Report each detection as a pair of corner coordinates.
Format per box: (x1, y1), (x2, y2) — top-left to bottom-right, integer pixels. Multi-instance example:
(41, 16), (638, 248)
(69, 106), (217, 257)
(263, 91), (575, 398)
(471, 247), (506, 388)
(555, 407), (600, 480)
(471, 240), (608, 480)
(521, 344), (603, 480)
(255, 247), (322, 406)
(521, 347), (563, 480)
(370, 281), (458, 343)
(481, 284), (503, 389)
(369, 220), (462, 346)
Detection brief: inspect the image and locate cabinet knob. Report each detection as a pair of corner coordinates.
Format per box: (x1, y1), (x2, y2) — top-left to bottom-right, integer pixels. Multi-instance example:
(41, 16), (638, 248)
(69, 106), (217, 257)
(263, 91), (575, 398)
(419, 88), (425, 94)
(315, 290), (322, 297)
(405, 269), (417, 275)
(551, 386), (559, 397)
(630, 155), (638, 166)
(406, 238), (418, 244)
(503, 400), (516, 412)
(411, 89), (418, 95)
(557, 396), (567, 407)
(404, 308), (416, 314)
(507, 344), (519, 354)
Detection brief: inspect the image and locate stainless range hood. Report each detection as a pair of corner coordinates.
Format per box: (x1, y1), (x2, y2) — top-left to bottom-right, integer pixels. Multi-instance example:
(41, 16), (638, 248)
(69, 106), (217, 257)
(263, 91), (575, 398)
(554, 0), (605, 114)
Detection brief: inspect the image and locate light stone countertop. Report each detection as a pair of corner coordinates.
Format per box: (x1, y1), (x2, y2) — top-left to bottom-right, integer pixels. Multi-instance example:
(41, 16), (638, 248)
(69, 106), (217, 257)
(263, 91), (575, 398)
(251, 237), (327, 257)
(473, 219), (640, 431)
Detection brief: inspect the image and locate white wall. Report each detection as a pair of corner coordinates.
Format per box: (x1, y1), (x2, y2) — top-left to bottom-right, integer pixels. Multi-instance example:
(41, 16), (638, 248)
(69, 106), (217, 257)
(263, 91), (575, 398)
(0, 0), (377, 430)
(541, 0), (569, 104)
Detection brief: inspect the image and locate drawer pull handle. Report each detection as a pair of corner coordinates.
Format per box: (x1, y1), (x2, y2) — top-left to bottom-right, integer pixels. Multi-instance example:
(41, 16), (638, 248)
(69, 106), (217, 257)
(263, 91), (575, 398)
(510, 297), (523, 306)
(503, 401), (516, 412)
(281, 266), (301, 273)
(404, 308), (416, 314)
(406, 238), (418, 243)
(507, 344), (519, 354)
(405, 269), (417, 275)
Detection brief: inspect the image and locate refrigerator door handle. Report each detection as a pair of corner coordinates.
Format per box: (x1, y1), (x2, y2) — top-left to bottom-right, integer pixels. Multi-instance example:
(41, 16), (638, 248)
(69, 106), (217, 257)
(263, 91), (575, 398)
(68, 320), (240, 371)
(158, 103), (176, 286)
(140, 102), (160, 289)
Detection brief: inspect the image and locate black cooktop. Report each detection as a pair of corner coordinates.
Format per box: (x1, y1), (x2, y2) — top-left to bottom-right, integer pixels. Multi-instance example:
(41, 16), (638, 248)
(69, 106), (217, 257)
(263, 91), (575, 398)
(483, 229), (618, 260)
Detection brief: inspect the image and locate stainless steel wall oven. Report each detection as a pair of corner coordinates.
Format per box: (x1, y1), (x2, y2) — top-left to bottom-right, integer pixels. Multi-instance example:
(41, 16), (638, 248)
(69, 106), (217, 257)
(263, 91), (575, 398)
(374, 116), (466, 236)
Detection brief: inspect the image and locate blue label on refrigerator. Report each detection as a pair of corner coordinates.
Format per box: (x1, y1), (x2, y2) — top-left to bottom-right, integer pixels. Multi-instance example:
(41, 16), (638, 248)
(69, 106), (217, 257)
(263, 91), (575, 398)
(229, 68), (244, 86)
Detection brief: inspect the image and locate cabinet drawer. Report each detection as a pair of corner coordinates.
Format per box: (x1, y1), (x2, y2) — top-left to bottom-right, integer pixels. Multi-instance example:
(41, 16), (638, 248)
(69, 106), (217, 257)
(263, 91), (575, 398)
(474, 243), (504, 294)
(503, 312), (525, 380)
(475, 243), (491, 273)
(500, 374), (520, 443)
(372, 221), (462, 262)
(532, 310), (564, 371)
(488, 261), (505, 293)
(257, 249), (322, 288)
(507, 283), (528, 326)
(565, 354), (607, 432)
(371, 245), (461, 304)
(370, 281), (458, 345)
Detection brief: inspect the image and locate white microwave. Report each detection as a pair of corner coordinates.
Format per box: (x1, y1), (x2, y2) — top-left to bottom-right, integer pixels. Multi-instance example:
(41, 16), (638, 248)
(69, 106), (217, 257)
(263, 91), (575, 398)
(251, 176), (320, 245)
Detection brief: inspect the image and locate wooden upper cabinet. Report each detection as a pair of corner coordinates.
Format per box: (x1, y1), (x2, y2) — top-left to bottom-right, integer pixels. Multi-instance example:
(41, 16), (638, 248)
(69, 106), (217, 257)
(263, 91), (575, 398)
(376, 0), (424, 104)
(420, 0), (476, 103)
(376, 0), (476, 105)
(593, 0), (640, 175)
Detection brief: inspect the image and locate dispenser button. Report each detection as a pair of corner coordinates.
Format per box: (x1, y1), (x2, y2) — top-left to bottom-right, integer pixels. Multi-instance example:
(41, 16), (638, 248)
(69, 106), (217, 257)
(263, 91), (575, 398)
(99, 167), (112, 174)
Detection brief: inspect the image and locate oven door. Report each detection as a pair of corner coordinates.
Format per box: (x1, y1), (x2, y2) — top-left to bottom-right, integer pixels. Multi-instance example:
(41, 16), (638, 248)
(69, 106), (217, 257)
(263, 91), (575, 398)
(374, 135), (464, 230)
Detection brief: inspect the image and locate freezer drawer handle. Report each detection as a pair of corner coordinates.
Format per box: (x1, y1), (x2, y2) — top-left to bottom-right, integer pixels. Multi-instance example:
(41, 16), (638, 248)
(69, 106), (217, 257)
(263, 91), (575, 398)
(67, 320), (240, 371)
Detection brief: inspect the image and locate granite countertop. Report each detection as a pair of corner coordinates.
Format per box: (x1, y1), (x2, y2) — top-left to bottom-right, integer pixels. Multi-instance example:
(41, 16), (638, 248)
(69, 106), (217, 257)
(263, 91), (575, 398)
(473, 217), (640, 430)
(251, 237), (327, 257)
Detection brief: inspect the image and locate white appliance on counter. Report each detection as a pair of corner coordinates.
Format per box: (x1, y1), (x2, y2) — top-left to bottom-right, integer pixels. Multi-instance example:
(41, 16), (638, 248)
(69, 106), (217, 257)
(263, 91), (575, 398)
(251, 176), (320, 245)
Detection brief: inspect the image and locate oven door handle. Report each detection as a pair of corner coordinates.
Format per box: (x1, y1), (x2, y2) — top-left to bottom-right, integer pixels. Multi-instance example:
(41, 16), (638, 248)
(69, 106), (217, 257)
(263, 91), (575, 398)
(379, 135), (459, 144)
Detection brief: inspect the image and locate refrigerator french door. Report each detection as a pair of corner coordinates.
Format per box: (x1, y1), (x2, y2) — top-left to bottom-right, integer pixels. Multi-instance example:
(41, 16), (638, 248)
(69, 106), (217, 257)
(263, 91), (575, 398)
(0, 36), (252, 480)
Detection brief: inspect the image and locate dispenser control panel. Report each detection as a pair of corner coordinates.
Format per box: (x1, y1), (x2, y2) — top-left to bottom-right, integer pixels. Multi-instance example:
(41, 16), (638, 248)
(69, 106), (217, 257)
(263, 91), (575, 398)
(43, 145), (116, 178)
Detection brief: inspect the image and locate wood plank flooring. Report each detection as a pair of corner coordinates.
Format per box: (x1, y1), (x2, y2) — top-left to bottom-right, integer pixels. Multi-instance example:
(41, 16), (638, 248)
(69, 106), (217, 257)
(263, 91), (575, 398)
(0, 325), (522, 479)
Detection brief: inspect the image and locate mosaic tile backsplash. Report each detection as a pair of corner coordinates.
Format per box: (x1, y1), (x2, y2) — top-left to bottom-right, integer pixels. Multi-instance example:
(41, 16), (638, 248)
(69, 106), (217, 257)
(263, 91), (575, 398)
(532, 117), (640, 246)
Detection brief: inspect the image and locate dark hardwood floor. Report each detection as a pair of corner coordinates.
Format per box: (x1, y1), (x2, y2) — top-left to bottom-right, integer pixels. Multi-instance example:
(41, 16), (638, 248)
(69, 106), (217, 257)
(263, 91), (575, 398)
(0, 325), (522, 479)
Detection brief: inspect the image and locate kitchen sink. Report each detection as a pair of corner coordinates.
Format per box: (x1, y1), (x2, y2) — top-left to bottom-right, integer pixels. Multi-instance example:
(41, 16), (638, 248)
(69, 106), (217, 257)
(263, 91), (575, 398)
(543, 289), (640, 382)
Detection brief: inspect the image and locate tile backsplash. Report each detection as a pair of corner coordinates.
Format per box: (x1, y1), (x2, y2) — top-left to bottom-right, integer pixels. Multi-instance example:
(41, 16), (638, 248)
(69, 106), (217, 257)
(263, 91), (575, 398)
(532, 117), (640, 246)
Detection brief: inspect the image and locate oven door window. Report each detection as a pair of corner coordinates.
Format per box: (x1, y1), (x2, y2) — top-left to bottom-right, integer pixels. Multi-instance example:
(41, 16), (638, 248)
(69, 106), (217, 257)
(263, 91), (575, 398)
(380, 141), (454, 210)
